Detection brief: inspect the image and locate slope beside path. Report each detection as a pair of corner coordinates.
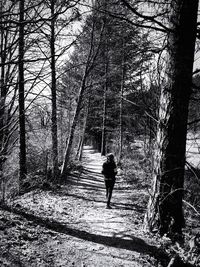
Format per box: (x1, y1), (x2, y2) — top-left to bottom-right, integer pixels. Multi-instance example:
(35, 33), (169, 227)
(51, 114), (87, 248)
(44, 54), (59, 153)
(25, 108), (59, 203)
(0, 146), (167, 267)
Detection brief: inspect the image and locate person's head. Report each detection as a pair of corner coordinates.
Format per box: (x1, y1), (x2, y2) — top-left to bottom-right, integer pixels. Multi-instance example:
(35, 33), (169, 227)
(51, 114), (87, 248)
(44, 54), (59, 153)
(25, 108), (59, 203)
(106, 153), (114, 162)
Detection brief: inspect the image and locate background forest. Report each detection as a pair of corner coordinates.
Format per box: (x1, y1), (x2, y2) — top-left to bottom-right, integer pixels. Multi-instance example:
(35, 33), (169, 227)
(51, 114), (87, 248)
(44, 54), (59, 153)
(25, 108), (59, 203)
(0, 0), (161, 201)
(0, 0), (200, 266)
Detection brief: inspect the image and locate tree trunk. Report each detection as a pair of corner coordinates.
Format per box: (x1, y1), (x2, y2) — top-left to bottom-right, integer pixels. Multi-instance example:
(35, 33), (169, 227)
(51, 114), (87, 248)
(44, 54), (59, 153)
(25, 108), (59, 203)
(144, 0), (199, 238)
(50, 0), (59, 180)
(0, 3), (6, 171)
(101, 83), (107, 156)
(61, 74), (87, 177)
(76, 99), (89, 161)
(118, 37), (125, 164)
(18, 0), (27, 185)
(0, 3), (6, 201)
(100, 1), (109, 157)
(101, 56), (109, 156)
(59, 108), (64, 161)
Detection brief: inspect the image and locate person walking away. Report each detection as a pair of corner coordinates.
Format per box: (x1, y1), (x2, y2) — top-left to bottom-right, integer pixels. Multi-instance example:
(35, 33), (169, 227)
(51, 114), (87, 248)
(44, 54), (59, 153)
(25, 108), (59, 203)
(102, 153), (117, 209)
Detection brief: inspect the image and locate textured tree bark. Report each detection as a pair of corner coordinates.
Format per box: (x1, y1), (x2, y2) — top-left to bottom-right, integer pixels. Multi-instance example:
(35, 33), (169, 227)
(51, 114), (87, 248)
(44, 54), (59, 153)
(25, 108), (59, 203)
(50, 0), (59, 180)
(18, 0), (27, 184)
(144, 0), (199, 238)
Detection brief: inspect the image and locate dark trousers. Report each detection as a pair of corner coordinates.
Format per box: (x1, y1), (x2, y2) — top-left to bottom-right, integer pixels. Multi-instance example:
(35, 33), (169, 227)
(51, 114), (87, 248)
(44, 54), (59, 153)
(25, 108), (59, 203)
(105, 179), (115, 206)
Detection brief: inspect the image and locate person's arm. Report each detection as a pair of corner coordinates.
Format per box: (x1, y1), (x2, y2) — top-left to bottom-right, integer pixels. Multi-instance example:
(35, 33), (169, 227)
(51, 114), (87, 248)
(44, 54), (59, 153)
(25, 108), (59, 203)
(114, 163), (118, 175)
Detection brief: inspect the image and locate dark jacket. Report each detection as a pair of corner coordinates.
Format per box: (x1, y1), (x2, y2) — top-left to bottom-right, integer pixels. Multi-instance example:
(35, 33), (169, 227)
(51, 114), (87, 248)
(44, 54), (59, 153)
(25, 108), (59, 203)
(102, 161), (117, 180)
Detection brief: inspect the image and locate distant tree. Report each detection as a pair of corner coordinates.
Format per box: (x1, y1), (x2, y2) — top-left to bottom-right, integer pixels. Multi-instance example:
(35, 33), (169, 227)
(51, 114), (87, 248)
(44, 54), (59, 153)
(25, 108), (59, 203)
(118, 36), (125, 163)
(61, 12), (104, 178)
(76, 97), (90, 161)
(85, 0), (152, 157)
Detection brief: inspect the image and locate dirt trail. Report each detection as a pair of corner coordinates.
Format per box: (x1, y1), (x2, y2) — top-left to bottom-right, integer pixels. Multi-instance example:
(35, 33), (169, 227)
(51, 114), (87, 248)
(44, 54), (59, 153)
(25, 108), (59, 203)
(0, 146), (165, 267)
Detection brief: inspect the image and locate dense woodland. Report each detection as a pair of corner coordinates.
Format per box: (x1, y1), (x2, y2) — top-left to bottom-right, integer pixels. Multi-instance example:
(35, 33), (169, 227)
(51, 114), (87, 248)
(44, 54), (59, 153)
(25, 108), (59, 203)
(0, 0), (200, 266)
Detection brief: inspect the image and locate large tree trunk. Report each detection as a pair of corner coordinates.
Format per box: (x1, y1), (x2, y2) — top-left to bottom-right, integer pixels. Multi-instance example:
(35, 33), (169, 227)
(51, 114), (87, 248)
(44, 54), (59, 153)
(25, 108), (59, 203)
(50, 0), (59, 180)
(144, 0), (199, 238)
(18, 0), (27, 184)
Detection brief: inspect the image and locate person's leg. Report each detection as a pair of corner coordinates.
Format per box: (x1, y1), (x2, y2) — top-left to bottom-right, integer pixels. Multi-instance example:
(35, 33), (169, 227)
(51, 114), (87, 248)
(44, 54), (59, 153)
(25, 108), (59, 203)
(106, 180), (111, 208)
(105, 180), (109, 199)
(107, 180), (115, 208)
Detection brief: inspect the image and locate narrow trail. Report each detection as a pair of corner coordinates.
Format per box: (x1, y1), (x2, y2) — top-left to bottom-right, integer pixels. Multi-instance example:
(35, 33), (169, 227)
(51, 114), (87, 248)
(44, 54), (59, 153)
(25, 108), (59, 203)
(0, 146), (166, 267)
(69, 146), (146, 236)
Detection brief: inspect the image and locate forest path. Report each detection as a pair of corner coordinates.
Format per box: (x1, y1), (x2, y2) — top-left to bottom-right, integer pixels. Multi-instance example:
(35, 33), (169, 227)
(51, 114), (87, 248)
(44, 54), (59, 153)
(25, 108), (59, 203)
(0, 146), (166, 267)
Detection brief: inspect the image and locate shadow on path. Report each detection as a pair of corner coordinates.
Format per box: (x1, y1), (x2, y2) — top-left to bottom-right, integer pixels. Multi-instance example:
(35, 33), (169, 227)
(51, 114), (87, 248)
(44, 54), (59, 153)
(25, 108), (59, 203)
(66, 170), (105, 191)
(0, 204), (169, 267)
(53, 190), (144, 213)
